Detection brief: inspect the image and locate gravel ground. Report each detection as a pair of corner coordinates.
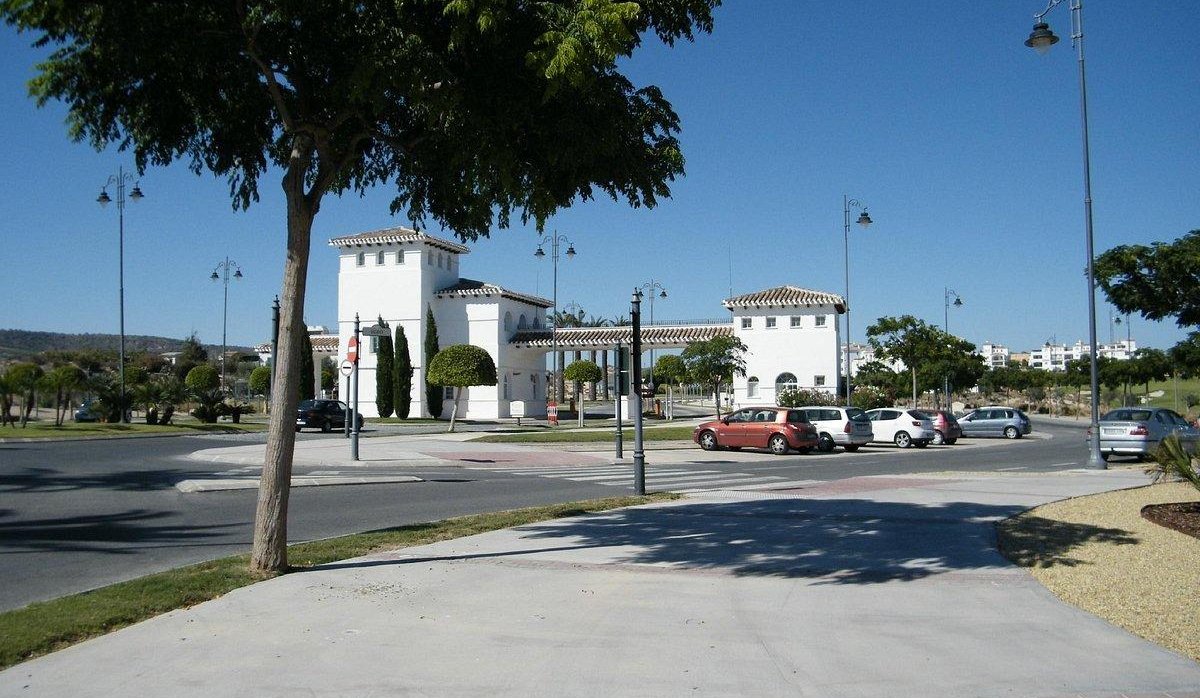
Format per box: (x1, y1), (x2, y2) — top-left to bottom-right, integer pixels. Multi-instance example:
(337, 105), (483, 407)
(998, 481), (1200, 662)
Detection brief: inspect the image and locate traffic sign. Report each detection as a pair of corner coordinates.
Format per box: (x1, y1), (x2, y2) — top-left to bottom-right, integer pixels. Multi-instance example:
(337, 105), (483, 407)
(340, 360), (353, 377)
(347, 336), (358, 362)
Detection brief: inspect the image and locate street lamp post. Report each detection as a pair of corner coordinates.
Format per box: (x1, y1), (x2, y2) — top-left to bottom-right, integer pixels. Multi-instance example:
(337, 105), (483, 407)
(630, 288), (645, 495)
(535, 233), (576, 415)
(943, 288), (963, 407)
(638, 280), (668, 390)
(1024, 0), (1104, 469)
(842, 196), (872, 406)
(96, 167), (144, 423)
(210, 258), (244, 392)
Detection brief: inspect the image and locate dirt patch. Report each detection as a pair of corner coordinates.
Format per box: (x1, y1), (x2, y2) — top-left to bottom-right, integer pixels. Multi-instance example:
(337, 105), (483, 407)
(1142, 500), (1200, 540)
(997, 482), (1200, 662)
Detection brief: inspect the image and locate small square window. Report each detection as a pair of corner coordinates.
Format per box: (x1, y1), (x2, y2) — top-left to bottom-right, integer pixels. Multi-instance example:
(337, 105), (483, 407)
(356, 252), (365, 266)
(369, 336), (379, 353)
(790, 316), (802, 328)
(741, 317), (752, 329)
(376, 251), (386, 265)
(427, 253), (433, 266)
(396, 251), (405, 264)
(437, 252), (444, 268)
(815, 315), (827, 327)
(814, 375), (826, 387)
(442, 386), (454, 400)
(765, 317), (777, 329)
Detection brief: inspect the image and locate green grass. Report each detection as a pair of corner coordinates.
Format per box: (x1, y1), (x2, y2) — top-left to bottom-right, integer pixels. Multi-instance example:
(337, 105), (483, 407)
(472, 425), (697, 443)
(1140, 377), (1200, 415)
(0, 421), (267, 440)
(0, 493), (675, 670)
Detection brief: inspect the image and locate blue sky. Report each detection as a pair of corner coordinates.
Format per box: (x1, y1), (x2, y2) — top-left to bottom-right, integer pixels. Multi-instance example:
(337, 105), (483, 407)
(1, 1), (1197, 353)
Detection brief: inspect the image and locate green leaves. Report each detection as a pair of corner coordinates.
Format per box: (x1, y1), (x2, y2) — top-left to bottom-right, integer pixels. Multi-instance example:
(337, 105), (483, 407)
(1095, 230), (1200, 328)
(427, 344), (497, 387)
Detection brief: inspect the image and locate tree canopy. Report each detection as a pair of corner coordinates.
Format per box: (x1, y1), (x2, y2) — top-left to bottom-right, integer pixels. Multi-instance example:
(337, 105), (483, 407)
(682, 335), (747, 418)
(4, 0), (720, 573)
(427, 344), (497, 432)
(1094, 230), (1200, 328)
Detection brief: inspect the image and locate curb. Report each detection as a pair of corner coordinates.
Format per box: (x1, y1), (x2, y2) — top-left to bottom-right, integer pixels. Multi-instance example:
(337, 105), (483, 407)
(175, 475), (424, 493)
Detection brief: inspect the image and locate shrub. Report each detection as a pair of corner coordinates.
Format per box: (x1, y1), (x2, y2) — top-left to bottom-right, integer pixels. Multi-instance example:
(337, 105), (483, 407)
(185, 365), (220, 392)
(248, 366), (271, 396)
(777, 388), (836, 408)
(849, 385), (891, 410)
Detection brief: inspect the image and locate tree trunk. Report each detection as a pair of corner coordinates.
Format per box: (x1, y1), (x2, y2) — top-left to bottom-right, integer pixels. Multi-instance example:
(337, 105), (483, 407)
(600, 350), (609, 401)
(448, 387), (460, 432)
(251, 149), (319, 575)
(577, 388), (584, 427)
(911, 368), (917, 408)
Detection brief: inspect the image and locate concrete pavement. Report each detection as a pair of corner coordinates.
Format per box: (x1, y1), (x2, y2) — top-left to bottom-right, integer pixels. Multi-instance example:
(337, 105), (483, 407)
(4, 468), (1198, 697)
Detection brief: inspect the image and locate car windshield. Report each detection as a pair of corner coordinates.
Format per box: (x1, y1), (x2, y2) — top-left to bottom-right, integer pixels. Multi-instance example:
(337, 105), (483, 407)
(1101, 409), (1153, 422)
(846, 408), (870, 422)
(298, 400), (318, 410)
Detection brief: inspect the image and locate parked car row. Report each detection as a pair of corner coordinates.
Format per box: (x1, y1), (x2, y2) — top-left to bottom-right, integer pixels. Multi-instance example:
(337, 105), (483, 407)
(693, 405), (1034, 455)
(1092, 407), (1198, 461)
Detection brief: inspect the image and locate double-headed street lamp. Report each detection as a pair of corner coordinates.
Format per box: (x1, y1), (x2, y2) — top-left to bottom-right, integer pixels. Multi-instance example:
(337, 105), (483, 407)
(535, 233), (576, 407)
(842, 196), (872, 406)
(638, 280), (668, 388)
(1024, 0), (1104, 470)
(210, 258), (244, 391)
(96, 167), (144, 423)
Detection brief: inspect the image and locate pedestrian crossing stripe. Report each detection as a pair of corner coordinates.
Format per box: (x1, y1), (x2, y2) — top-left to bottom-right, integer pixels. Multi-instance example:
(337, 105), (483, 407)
(452, 460), (819, 493)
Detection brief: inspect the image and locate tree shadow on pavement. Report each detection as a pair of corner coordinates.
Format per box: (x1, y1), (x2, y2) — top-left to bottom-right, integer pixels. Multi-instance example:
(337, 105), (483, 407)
(996, 514), (1138, 568)
(0, 466), (228, 493)
(0, 509), (240, 554)
(316, 497), (1141, 585)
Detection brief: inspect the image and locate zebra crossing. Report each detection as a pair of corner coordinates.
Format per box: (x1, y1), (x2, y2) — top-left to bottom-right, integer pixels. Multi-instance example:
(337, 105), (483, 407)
(455, 461), (820, 494)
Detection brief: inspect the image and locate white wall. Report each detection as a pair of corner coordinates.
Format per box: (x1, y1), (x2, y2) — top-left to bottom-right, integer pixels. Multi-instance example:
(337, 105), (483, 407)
(731, 305), (841, 407)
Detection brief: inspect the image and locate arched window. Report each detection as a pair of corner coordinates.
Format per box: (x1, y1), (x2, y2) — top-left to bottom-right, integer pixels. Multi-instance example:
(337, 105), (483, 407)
(518, 314), (528, 329)
(775, 372), (798, 394)
(746, 376), (759, 399)
(503, 373), (511, 399)
(532, 314), (541, 328)
(504, 312), (513, 332)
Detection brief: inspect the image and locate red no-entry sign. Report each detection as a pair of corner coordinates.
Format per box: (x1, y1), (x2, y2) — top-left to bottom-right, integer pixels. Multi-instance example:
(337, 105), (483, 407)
(347, 337), (358, 363)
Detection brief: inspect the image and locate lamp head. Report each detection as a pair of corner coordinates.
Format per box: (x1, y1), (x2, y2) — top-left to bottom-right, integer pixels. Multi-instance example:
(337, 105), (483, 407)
(234, 269), (243, 280)
(565, 244), (576, 258)
(96, 189), (112, 207)
(856, 211), (872, 228)
(534, 246), (545, 258)
(210, 271), (220, 281)
(659, 289), (668, 299)
(953, 297), (963, 307)
(129, 184), (144, 201)
(1025, 21), (1059, 55)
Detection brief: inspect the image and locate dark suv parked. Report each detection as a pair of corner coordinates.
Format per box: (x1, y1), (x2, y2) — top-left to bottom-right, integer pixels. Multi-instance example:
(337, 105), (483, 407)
(296, 399), (364, 433)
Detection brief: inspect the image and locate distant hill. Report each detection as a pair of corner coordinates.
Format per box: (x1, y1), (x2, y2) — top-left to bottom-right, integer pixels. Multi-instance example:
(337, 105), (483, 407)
(0, 329), (252, 362)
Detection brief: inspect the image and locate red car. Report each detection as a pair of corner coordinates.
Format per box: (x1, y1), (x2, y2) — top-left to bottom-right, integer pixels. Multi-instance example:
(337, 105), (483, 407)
(693, 406), (819, 455)
(928, 410), (962, 445)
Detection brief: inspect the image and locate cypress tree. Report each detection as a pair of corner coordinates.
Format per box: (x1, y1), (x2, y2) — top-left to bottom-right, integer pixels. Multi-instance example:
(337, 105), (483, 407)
(298, 329), (315, 401)
(375, 317), (394, 418)
(395, 325), (412, 419)
(424, 306), (443, 418)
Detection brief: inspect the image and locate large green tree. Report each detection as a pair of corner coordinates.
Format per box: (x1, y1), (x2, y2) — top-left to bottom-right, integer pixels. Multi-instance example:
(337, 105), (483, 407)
(682, 335), (747, 419)
(4, 0), (719, 574)
(866, 316), (941, 407)
(374, 317), (394, 418)
(394, 325), (413, 419)
(424, 307), (443, 419)
(563, 359), (602, 425)
(427, 344), (497, 432)
(1095, 230), (1200, 328)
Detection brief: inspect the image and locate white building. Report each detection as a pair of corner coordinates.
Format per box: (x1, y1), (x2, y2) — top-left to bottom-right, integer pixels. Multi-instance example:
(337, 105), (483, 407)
(979, 342), (1010, 369)
(1028, 339), (1138, 371)
(725, 287), (844, 405)
(262, 226), (846, 419)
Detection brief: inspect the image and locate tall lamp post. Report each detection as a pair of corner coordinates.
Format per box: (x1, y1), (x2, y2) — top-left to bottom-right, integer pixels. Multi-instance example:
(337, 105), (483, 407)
(842, 196), (872, 406)
(943, 288), (963, 407)
(535, 233), (576, 410)
(1024, 0), (1104, 469)
(638, 280), (668, 389)
(210, 258), (244, 391)
(96, 167), (144, 423)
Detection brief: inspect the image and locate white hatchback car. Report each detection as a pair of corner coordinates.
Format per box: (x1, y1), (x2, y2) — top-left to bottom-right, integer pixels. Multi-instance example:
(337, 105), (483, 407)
(865, 408), (936, 448)
(798, 406), (874, 453)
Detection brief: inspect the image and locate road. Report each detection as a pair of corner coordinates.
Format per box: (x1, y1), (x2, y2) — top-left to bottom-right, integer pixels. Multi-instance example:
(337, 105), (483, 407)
(0, 417), (1097, 611)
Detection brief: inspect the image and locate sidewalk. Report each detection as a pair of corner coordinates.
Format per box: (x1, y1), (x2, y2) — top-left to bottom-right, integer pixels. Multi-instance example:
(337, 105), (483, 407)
(4, 469), (1198, 697)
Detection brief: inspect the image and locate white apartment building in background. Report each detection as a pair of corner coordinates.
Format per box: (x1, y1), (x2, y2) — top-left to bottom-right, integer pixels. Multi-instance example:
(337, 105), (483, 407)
(1029, 339), (1138, 371)
(979, 343), (1010, 369)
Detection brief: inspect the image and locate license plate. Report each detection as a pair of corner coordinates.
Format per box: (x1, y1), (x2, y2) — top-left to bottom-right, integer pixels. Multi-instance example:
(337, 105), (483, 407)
(1101, 428), (1123, 435)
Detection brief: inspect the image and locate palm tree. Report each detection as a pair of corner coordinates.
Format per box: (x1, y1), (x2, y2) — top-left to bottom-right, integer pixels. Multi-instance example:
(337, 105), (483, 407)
(131, 381), (164, 425)
(40, 364), (87, 426)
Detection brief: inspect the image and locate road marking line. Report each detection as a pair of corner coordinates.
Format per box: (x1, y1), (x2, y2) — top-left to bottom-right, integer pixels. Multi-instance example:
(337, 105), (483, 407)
(1049, 462), (1077, 467)
(998, 466), (1027, 471)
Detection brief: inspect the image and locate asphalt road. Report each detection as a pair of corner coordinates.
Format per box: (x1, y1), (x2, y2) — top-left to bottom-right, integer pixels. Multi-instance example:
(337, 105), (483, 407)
(0, 418), (1099, 612)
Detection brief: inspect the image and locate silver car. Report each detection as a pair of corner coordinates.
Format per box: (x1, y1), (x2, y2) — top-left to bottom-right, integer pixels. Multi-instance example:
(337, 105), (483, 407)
(799, 406), (874, 453)
(1095, 407), (1199, 462)
(958, 407), (1032, 439)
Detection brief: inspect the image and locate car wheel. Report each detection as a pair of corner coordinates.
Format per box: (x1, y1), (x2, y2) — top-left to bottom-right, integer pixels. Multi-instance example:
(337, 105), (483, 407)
(321, 420), (332, 433)
(1003, 426), (1020, 439)
(698, 431), (719, 451)
(768, 434), (790, 456)
(945, 438), (957, 445)
(931, 430), (945, 446)
(1101, 452), (1111, 462)
(894, 431), (912, 448)
(817, 434), (836, 453)
(843, 445), (860, 452)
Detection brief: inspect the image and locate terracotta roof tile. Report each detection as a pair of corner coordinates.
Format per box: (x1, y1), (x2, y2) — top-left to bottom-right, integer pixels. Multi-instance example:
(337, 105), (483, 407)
(508, 324), (731, 349)
(328, 226), (471, 254)
(723, 286), (845, 312)
(435, 278), (553, 308)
